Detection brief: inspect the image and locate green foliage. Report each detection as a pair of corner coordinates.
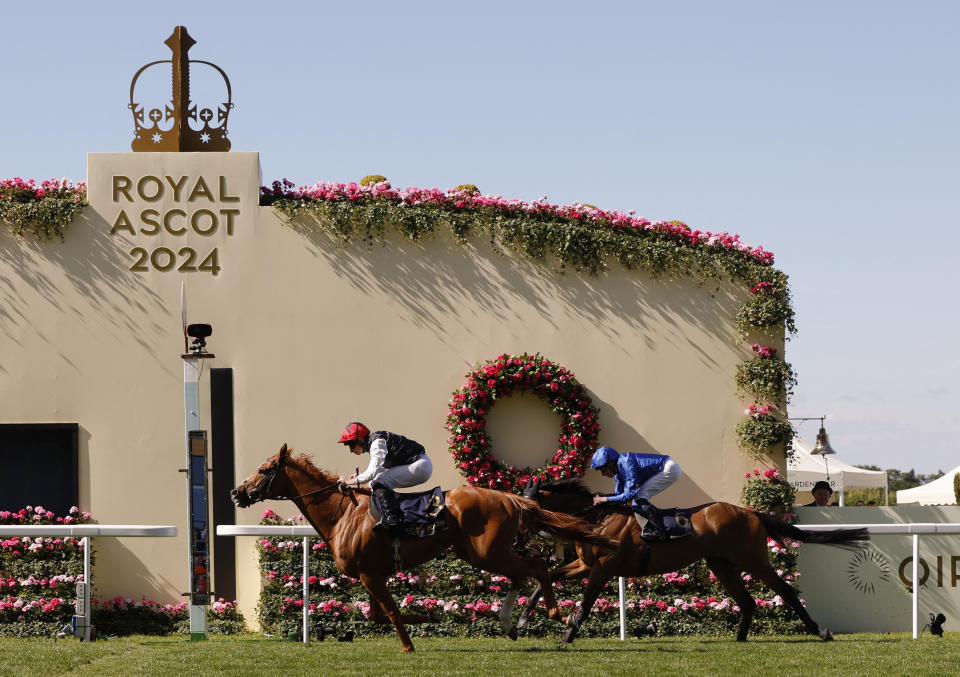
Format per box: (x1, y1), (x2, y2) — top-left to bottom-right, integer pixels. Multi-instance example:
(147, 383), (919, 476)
(359, 175), (388, 186)
(0, 180), (87, 242)
(955, 473), (959, 505)
(740, 470), (795, 515)
(735, 412), (794, 459)
(735, 356), (797, 403)
(454, 184), (480, 194)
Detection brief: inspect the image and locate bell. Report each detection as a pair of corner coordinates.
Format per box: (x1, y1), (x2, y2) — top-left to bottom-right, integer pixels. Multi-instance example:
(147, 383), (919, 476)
(812, 425), (837, 456)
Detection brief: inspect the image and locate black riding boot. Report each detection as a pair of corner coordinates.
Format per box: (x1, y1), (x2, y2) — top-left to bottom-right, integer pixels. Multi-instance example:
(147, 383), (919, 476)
(371, 485), (402, 532)
(634, 498), (666, 539)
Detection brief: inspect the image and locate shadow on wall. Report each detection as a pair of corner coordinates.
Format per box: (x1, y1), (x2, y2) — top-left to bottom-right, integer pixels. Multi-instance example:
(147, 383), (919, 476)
(582, 390), (714, 506)
(92, 538), (181, 604)
(279, 213), (748, 374)
(0, 210), (169, 369)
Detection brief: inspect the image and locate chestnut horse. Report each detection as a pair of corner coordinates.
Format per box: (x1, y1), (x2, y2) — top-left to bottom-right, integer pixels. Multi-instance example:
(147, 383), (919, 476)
(517, 479), (869, 643)
(231, 445), (619, 652)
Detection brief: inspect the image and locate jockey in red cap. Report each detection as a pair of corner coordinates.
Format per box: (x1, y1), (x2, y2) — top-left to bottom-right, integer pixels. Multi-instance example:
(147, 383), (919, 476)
(338, 422), (433, 531)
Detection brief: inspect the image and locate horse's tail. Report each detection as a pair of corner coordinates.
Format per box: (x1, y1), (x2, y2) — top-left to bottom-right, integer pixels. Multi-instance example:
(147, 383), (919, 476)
(503, 493), (618, 551)
(755, 512), (869, 551)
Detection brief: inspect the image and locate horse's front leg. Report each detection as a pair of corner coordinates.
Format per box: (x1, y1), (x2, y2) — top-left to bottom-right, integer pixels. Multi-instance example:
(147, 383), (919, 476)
(562, 557), (617, 644)
(498, 585), (521, 640)
(517, 558), (589, 629)
(359, 573), (416, 652)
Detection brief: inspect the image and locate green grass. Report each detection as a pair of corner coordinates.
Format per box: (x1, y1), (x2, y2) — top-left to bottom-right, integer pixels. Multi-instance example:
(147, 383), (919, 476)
(0, 634), (956, 677)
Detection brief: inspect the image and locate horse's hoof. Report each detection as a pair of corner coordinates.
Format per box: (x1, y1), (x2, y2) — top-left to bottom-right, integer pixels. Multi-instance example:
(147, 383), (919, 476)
(402, 645), (415, 653)
(562, 627), (577, 644)
(819, 629), (833, 641)
(508, 627), (519, 641)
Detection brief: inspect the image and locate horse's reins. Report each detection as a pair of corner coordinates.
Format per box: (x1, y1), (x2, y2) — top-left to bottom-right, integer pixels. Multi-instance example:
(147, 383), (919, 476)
(246, 460), (359, 540)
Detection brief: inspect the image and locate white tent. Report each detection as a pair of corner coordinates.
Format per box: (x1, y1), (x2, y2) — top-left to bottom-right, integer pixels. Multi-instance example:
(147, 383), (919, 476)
(895, 466), (959, 505)
(787, 437), (889, 506)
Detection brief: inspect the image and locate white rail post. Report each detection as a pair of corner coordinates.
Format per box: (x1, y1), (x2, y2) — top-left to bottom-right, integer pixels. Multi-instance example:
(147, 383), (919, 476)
(618, 576), (626, 640)
(302, 536), (310, 643)
(912, 533), (919, 639)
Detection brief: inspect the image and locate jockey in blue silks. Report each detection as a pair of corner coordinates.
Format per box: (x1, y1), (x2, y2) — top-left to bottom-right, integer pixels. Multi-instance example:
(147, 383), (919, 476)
(590, 446), (682, 539)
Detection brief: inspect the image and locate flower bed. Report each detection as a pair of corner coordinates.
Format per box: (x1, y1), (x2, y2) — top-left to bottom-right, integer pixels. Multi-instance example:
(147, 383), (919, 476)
(256, 508), (807, 638)
(0, 505), (245, 637)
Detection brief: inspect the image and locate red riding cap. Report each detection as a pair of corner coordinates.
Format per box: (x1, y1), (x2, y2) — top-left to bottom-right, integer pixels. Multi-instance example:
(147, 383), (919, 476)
(338, 422), (371, 444)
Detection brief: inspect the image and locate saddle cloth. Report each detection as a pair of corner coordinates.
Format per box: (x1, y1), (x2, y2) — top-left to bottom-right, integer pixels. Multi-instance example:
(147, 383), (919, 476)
(370, 486), (448, 539)
(632, 506), (694, 541)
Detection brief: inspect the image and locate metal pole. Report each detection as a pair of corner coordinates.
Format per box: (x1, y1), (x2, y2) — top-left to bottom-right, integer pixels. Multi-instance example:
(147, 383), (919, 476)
(83, 536), (91, 641)
(618, 577), (626, 640)
(912, 534), (919, 639)
(302, 536), (310, 643)
(184, 358), (208, 640)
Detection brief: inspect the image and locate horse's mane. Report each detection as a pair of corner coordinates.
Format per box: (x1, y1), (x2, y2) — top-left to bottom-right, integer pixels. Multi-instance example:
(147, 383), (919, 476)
(289, 451), (338, 483)
(540, 478), (593, 496)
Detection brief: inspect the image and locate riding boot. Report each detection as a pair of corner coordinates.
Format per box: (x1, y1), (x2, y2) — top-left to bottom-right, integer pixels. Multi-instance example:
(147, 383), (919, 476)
(372, 485), (402, 532)
(634, 498), (667, 539)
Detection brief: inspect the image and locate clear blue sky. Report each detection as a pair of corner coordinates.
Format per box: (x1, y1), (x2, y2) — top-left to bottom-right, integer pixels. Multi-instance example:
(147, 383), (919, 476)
(2, 1), (957, 474)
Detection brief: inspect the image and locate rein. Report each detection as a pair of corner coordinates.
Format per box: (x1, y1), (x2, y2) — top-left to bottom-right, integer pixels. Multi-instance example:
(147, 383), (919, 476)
(245, 459), (361, 541)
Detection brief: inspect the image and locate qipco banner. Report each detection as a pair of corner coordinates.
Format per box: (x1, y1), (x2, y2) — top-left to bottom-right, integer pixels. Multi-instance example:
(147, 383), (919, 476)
(796, 506), (960, 633)
(87, 153), (260, 278)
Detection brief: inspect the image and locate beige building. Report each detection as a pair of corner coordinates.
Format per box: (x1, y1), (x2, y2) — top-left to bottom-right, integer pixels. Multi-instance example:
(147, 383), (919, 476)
(0, 152), (784, 626)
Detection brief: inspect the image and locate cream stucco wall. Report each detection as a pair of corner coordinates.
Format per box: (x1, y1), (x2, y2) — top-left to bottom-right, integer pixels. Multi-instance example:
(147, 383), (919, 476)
(0, 152), (784, 628)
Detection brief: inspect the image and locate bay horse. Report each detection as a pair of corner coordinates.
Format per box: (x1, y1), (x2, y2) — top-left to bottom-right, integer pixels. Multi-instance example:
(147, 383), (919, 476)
(231, 445), (619, 652)
(517, 479), (869, 643)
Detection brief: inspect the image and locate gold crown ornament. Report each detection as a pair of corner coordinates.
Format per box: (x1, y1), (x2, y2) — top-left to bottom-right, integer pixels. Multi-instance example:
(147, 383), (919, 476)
(129, 26), (233, 152)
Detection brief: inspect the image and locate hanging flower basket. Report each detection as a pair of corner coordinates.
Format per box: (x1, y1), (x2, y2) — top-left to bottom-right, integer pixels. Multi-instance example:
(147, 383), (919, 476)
(446, 353), (600, 492)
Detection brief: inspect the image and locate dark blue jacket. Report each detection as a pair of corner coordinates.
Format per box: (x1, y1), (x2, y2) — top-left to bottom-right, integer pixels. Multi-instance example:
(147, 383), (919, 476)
(607, 453), (669, 503)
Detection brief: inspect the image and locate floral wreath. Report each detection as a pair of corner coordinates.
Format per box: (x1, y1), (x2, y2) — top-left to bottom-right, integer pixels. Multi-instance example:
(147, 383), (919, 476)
(446, 353), (600, 492)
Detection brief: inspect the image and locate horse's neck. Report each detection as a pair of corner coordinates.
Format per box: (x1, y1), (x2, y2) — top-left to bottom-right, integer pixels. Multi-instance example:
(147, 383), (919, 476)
(284, 462), (357, 540)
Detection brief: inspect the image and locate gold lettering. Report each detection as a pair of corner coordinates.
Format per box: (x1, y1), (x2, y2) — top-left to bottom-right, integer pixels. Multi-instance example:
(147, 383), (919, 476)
(219, 176), (239, 202)
(112, 176), (133, 202)
(140, 209), (160, 235)
(110, 210), (136, 235)
(137, 175), (163, 202)
(188, 176), (214, 202)
(166, 175), (189, 201)
(899, 557), (929, 587)
(221, 208), (240, 236)
(191, 209), (218, 235)
(952, 556), (960, 587)
(937, 555), (943, 587)
(164, 209), (187, 236)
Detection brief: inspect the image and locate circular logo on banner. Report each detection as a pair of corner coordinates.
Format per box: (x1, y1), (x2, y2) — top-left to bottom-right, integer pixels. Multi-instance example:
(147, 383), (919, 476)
(847, 549), (893, 595)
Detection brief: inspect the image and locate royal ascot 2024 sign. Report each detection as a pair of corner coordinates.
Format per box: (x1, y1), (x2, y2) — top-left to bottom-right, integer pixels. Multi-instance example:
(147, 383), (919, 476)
(108, 174), (239, 275)
(87, 27), (259, 277)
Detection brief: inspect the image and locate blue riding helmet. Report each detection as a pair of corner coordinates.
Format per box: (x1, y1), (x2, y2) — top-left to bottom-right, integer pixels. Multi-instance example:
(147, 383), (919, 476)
(590, 446), (620, 469)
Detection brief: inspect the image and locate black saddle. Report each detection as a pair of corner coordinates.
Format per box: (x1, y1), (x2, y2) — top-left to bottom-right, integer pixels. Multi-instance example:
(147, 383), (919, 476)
(370, 486), (448, 539)
(635, 504), (694, 541)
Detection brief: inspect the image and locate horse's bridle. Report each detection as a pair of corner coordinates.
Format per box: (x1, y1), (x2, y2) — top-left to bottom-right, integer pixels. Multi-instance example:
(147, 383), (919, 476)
(239, 455), (359, 541)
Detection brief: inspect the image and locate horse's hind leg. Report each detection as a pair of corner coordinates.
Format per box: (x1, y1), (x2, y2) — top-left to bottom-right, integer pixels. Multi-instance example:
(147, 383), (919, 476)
(359, 573), (416, 652)
(751, 562), (831, 640)
(705, 557), (756, 641)
(561, 557), (617, 644)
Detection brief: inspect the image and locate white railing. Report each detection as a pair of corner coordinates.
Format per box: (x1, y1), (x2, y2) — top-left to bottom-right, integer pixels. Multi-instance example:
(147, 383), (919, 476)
(219, 523), (960, 641)
(0, 525), (177, 640)
(799, 522), (960, 638)
(217, 525), (317, 643)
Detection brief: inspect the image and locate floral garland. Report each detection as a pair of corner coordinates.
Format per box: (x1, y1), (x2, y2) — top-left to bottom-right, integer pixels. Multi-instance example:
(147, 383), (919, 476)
(0, 177), (87, 241)
(445, 353), (599, 491)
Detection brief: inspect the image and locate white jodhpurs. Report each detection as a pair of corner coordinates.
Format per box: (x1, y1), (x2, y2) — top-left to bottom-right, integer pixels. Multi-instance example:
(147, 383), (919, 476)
(370, 455), (433, 490)
(633, 459), (682, 501)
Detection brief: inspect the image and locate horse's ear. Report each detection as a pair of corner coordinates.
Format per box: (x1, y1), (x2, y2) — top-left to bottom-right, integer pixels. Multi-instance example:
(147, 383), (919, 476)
(279, 443), (290, 457)
(523, 476), (541, 499)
